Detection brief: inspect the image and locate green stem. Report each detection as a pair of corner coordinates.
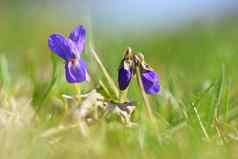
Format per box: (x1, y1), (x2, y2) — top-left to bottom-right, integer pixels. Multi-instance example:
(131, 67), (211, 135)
(135, 66), (154, 122)
(119, 89), (129, 103)
(90, 48), (119, 99)
(84, 7), (119, 99)
(74, 83), (81, 102)
(99, 80), (111, 98)
(193, 107), (210, 140)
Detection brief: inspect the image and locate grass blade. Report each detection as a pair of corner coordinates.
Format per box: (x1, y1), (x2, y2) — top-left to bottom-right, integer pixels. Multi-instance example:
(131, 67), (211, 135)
(0, 54), (10, 92)
(90, 48), (119, 99)
(193, 106), (210, 140)
(32, 53), (59, 115)
(213, 64), (225, 121)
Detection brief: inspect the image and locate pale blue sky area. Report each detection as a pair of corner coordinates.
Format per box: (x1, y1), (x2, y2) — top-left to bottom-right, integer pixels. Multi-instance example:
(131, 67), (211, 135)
(18, 0), (238, 31)
(58, 0), (238, 31)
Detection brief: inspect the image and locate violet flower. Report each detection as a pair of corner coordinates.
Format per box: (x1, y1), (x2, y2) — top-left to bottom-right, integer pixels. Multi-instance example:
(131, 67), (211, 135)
(48, 25), (89, 83)
(118, 51), (160, 95)
(138, 53), (160, 95)
(140, 66), (160, 95)
(118, 62), (133, 90)
(118, 48), (134, 90)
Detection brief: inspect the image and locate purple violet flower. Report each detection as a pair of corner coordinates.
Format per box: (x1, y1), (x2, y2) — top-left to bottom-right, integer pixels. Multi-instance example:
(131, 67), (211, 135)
(134, 53), (160, 95)
(118, 63), (133, 90)
(118, 51), (160, 95)
(141, 68), (160, 95)
(118, 48), (134, 90)
(48, 25), (89, 83)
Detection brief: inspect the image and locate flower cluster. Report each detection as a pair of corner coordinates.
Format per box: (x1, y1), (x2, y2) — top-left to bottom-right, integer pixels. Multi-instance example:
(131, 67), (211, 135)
(47, 25), (160, 126)
(118, 48), (160, 95)
(48, 25), (160, 95)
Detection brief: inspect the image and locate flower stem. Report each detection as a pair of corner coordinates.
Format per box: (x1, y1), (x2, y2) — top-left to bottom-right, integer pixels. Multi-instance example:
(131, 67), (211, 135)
(74, 83), (81, 94)
(119, 89), (129, 103)
(74, 83), (81, 101)
(135, 66), (155, 122)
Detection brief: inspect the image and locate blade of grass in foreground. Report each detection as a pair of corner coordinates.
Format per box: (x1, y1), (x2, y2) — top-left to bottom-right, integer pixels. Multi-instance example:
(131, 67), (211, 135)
(90, 48), (119, 99)
(184, 81), (215, 139)
(167, 72), (189, 120)
(224, 79), (231, 122)
(213, 64), (225, 122)
(193, 106), (210, 140)
(32, 53), (59, 117)
(0, 54), (10, 93)
(85, 7), (119, 99)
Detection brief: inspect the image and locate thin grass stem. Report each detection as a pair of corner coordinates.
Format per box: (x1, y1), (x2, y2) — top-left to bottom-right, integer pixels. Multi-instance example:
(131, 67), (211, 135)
(193, 107), (210, 140)
(99, 80), (111, 97)
(224, 79), (231, 122)
(90, 48), (119, 99)
(84, 9), (119, 99)
(213, 64), (225, 123)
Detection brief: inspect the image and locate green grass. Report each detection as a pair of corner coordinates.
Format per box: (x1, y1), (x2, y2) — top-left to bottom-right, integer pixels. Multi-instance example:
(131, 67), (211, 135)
(0, 12), (238, 159)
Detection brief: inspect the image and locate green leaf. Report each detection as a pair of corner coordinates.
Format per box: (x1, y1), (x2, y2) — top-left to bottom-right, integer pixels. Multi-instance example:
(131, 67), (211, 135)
(32, 53), (59, 113)
(0, 54), (10, 92)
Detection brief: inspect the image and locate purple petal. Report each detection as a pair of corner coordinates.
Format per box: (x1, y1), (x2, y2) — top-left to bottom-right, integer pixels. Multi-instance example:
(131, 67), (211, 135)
(118, 66), (133, 90)
(68, 25), (86, 55)
(48, 34), (75, 61)
(141, 69), (160, 95)
(65, 59), (89, 83)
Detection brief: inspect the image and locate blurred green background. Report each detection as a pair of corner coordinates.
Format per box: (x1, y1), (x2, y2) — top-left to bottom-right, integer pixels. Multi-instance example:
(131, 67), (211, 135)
(0, 1), (238, 159)
(1, 0), (238, 91)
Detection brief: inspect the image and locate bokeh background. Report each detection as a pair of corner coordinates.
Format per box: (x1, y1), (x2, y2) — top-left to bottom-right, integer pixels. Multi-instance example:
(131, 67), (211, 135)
(1, 1), (238, 159)
(1, 0), (238, 91)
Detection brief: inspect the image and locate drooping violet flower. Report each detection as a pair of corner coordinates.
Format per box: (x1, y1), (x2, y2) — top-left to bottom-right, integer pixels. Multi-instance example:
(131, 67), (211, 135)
(133, 53), (160, 95)
(48, 25), (89, 83)
(134, 53), (160, 95)
(118, 48), (134, 90)
(140, 66), (160, 95)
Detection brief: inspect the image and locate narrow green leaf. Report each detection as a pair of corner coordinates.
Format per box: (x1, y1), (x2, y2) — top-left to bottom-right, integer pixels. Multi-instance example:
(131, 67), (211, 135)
(0, 54), (10, 92)
(213, 64), (225, 121)
(32, 53), (59, 113)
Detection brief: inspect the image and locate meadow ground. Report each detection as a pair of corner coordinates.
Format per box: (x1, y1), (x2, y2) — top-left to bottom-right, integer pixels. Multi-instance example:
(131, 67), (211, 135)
(0, 13), (238, 159)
